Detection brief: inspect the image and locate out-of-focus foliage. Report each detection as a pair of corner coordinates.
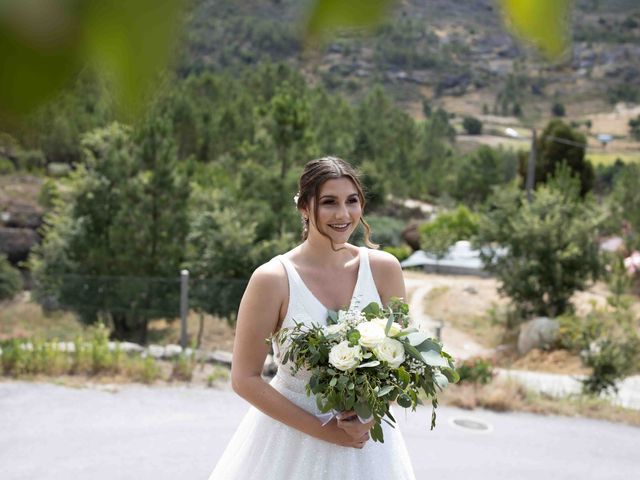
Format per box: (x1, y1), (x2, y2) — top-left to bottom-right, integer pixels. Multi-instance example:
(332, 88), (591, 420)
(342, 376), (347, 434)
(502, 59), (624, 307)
(0, 0), (184, 119)
(499, 0), (571, 60)
(305, 0), (395, 41)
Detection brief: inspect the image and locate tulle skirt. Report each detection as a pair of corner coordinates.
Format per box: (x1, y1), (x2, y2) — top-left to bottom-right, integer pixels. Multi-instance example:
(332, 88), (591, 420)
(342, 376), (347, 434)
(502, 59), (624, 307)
(208, 369), (416, 480)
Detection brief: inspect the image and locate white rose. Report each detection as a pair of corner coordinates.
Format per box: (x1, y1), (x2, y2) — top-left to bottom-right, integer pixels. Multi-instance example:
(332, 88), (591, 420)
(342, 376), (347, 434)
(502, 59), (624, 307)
(356, 321), (386, 348)
(328, 341), (362, 372)
(372, 317), (402, 337)
(373, 337), (405, 368)
(323, 323), (347, 335)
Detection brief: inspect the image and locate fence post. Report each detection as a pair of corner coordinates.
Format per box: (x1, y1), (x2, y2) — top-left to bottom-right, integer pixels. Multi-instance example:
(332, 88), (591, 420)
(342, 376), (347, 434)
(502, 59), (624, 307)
(180, 269), (189, 349)
(435, 320), (443, 342)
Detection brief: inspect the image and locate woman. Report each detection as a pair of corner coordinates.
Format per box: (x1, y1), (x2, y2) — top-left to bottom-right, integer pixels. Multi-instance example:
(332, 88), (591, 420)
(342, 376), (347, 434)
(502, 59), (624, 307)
(209, 157), (415, 479)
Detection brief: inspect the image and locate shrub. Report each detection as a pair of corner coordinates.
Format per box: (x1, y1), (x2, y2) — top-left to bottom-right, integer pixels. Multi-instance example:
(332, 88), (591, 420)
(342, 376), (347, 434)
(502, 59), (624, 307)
(382, 245), (412, 262)
(16, 150), (46, 172)
(0, 255), (23, 301)
(0, 158), (15, 174)
(462, 116), (483, 135)
(457, 357), (495, 385)
(551, 102), (565, 117)
(629, 115), (640, 141)
(557, 258), (640, 395)
(419, 205), (479, 258)
(476, 169), (603, 318)
(171, 352), (196, 381)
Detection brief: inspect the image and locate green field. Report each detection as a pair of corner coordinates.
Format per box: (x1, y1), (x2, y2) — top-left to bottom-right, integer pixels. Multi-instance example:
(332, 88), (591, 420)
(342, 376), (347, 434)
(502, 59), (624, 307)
(586, 152), (640, 166)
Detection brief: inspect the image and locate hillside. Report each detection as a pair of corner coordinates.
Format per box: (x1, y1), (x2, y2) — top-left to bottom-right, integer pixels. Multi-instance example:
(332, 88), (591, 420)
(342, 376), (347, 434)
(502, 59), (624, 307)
(178, 0), (640, 153)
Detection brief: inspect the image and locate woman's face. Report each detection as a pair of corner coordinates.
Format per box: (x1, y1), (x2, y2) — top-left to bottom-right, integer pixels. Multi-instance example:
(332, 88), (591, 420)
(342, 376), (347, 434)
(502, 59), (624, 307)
(305, 177), (362, 245)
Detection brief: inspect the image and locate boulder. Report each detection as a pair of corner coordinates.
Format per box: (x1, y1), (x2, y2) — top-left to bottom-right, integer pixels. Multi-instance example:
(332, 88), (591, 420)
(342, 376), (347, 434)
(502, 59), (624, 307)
(517, 317), (559, 356)
(401, 224), (421, 251)
(1, 201), (43, 229)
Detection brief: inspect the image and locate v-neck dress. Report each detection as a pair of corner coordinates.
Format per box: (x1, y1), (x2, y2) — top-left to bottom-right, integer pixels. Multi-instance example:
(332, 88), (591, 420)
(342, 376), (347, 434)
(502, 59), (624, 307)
(208, 247), (416, 480)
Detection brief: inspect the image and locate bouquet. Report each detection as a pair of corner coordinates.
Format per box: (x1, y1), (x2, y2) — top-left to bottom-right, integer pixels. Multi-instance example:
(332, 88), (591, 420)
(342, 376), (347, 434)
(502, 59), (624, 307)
(275, 298), (459, 443)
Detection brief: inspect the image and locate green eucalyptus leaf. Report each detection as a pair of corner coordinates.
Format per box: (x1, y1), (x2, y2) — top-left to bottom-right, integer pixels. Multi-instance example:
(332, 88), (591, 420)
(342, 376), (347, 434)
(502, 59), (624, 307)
(354, 401), (372, 420)
(441, 367), (460, 384)
(406, 332), (429, 346)
(397, 393), (412, 408)
(377, 385), (394, 397)
(421, 350), (449, 368)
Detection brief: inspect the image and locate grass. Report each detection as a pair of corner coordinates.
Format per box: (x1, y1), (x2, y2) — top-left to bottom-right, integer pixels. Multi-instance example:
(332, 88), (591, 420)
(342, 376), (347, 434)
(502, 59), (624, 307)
(586, 151), (640, 166)
(0, 297), (85, 341)
(423, 285), (505, 348)
(0, 295), (236, 351)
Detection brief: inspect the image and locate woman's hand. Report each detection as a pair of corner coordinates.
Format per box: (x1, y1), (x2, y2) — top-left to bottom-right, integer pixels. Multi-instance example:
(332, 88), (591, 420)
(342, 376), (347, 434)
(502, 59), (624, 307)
(319, 416), (371, 449)
(334, 410), (374, 447)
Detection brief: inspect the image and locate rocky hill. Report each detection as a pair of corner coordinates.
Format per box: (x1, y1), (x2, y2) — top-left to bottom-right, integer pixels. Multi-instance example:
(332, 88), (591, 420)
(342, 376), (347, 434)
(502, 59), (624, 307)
(179, 0), (640, 122)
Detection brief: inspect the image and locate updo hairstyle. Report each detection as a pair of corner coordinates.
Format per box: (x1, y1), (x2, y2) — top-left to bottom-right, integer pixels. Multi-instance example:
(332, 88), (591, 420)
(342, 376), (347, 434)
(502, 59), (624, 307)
(294, 156), (378, 250)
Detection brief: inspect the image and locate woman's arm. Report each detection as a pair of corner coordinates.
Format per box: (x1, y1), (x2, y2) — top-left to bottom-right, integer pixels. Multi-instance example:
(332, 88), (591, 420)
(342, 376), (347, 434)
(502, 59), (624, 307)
(368, 250), (407, 306)
(230, 261), (367, 448)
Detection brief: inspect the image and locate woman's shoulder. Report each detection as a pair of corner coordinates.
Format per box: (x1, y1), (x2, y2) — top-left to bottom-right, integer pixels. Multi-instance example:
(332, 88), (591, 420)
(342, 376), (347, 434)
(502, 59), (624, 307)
(252, 256), (287, 280)
(365, 247), (402, 272)
(248, 256), (288, 294)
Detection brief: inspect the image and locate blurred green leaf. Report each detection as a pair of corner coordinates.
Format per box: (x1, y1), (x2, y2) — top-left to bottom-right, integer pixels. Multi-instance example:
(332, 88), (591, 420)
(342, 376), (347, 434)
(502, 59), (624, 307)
(500, 0), (571, 60)
(0, 0), (184, 120)
(0, 0), (82, 118)
(83, 0), (183, 118)
(305, 0), (396, 40)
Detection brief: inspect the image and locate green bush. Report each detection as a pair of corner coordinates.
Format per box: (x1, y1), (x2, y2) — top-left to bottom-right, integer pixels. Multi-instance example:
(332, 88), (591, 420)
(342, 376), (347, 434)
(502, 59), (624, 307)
(382, 245), (412, 262)
(629, 115), (640, 141)
(476, 169), (603, 318)
(0, 157), (15, 174)
(462, 116), (483, 135)
(558, 258), (640, 395)
(419, 205), (478, 258)
(456, 357), (495, 385)
(16, 150), (46, 172)
(551, 102), (565, 117)
(358, 215), (406, 248)
(0, 255), (23, 301)
(558, 305), (640, 395)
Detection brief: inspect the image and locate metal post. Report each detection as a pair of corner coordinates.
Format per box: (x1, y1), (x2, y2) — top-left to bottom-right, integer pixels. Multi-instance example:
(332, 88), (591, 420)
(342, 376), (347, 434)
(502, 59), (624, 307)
(525, 128), (537, 203)
(435, 320), (443, 342)
(180, 269), (189, 349)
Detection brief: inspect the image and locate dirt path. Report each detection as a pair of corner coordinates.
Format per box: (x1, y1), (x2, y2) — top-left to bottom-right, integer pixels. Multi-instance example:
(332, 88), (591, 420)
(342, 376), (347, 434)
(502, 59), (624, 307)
(404, 274), (493, 360)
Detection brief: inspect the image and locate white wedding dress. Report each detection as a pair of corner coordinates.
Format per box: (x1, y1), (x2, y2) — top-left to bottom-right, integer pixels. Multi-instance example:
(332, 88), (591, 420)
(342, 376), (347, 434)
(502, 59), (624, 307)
(209, 247), (416, 479)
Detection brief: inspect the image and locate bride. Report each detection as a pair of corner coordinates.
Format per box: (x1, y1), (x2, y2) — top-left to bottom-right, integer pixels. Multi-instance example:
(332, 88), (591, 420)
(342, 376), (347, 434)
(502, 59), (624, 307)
(209, 157), (416, 479)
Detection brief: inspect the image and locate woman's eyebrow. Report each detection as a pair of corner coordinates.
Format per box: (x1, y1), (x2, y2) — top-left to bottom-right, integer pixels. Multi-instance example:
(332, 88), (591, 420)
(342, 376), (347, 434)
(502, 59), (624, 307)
(319, 193), (358, 200)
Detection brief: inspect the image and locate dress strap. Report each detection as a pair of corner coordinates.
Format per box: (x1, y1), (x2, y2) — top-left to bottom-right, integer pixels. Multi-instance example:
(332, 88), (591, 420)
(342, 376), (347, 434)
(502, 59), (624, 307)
(355, 247), (383, 308)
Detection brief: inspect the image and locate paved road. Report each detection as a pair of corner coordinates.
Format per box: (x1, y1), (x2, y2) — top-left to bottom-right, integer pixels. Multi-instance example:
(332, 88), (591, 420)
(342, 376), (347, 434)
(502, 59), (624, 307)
(1, 381), (639, 480)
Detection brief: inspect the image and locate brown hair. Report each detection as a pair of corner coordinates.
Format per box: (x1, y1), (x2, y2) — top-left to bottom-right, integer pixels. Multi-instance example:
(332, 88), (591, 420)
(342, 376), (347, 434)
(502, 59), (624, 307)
(295, 156), (378, 251)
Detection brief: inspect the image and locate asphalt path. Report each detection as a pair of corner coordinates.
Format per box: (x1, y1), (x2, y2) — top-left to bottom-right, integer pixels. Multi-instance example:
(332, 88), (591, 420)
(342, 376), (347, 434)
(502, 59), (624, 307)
(1, 381), (639, 480)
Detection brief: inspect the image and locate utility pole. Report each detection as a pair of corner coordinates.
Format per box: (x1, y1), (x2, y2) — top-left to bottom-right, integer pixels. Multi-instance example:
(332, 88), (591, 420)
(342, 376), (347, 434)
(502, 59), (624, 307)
(525, 128), (537, 203)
